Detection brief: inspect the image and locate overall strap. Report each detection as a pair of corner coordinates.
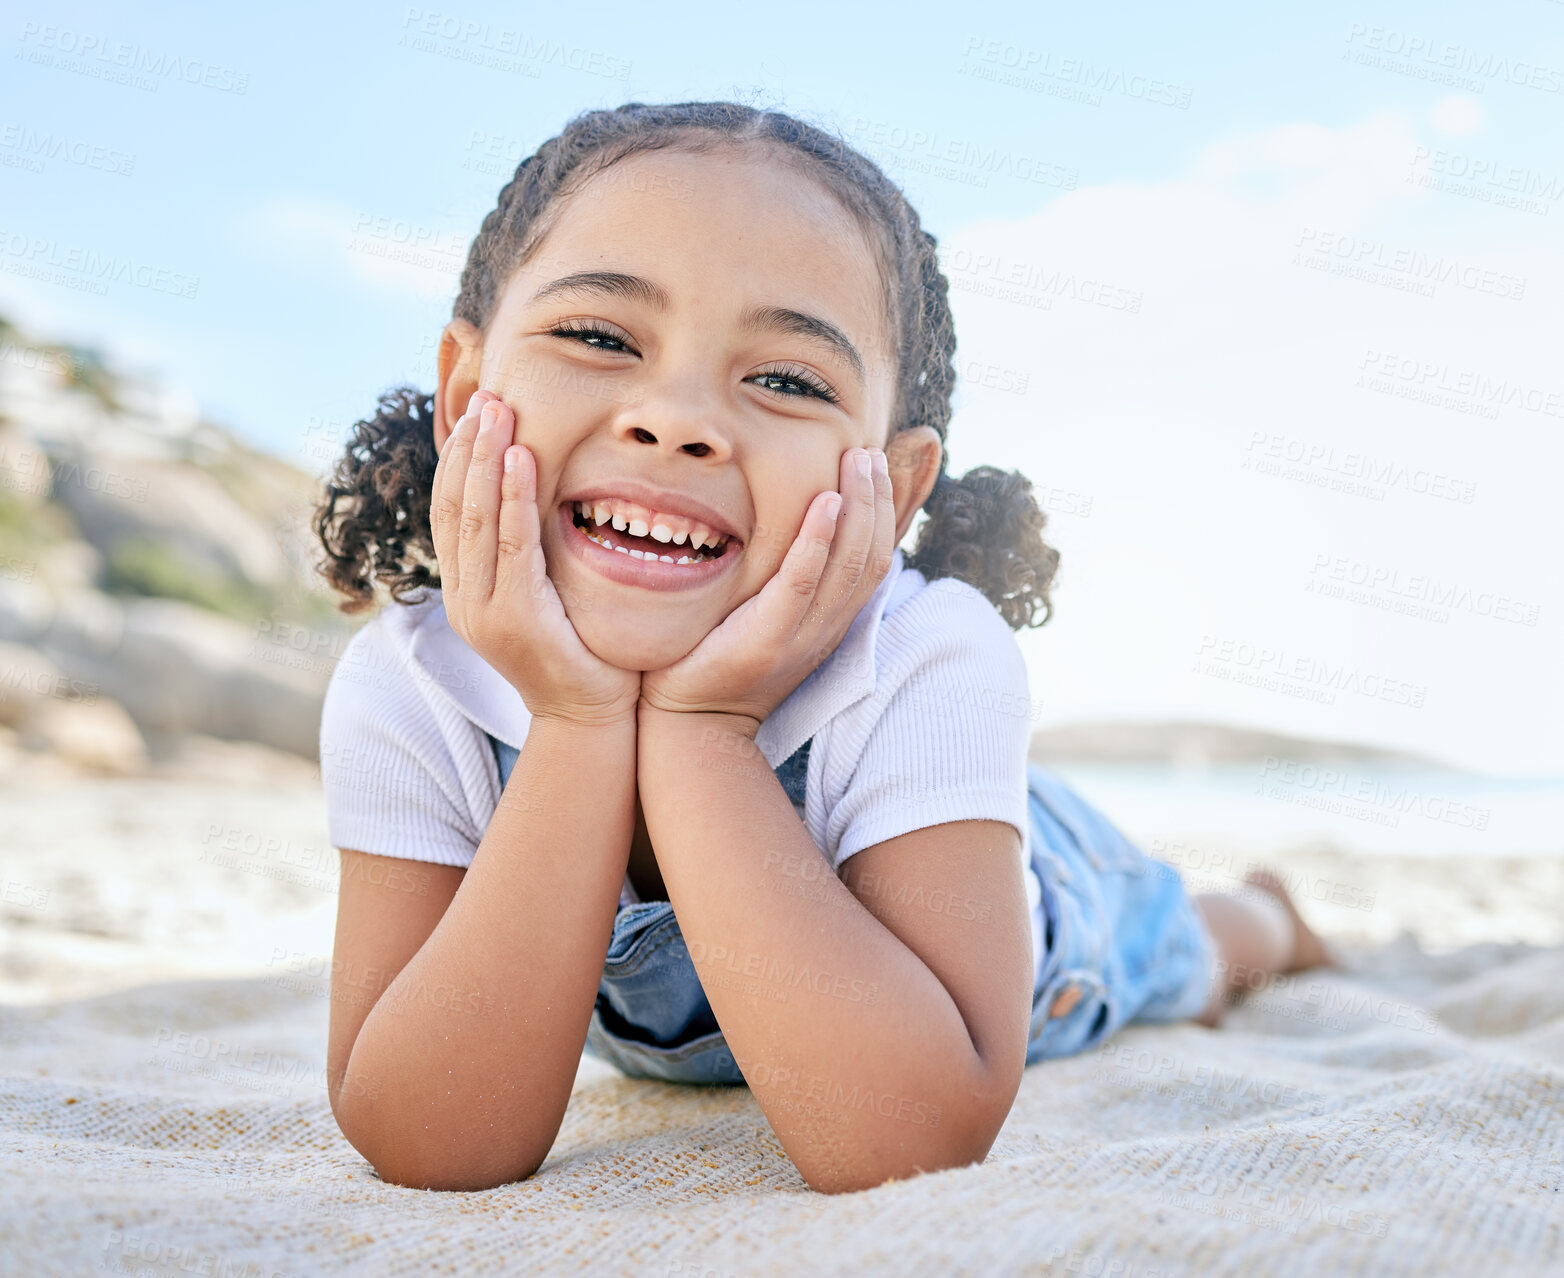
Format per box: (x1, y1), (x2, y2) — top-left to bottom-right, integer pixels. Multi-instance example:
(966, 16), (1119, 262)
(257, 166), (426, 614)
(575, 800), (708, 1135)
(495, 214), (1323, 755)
(772, 738), (811, 809)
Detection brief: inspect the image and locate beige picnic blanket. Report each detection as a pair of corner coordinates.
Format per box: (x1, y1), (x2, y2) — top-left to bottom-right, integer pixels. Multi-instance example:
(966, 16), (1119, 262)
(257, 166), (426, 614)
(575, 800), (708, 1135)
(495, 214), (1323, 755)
(2, 931), (1562, 1277)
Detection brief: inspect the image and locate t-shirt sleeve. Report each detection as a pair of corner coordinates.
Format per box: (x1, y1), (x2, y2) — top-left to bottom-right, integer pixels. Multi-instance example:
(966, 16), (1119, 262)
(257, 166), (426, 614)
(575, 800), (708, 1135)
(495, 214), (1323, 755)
(318, 618), (486, 867)
(824, 582), (1033, 868)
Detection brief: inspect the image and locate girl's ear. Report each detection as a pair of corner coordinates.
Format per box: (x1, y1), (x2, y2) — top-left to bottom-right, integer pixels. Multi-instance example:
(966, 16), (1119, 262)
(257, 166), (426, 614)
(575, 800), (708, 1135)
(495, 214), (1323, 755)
(433, 318), (485, 452)
(885, 425), (944, 546)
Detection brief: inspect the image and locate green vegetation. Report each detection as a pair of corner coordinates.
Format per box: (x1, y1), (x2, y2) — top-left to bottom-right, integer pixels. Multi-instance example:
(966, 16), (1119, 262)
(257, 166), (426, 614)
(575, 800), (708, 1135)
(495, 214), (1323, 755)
(0, 313), (349, 635)
(0, 492), (76, 572)
(100, 537), (274, 621)
(0, 314), (121, 413)
(60, 345), (123, 413)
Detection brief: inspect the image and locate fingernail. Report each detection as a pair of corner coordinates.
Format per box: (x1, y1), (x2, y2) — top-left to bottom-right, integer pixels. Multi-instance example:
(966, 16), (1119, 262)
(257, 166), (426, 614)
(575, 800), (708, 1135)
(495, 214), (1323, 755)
(872, 449), (888, 477)
(854, 450), (872, 479)
(480, 402), (499, 431)
(824, 493), (842, 520)
(503, 447), (517, 474)
(465, 390), (483, 418)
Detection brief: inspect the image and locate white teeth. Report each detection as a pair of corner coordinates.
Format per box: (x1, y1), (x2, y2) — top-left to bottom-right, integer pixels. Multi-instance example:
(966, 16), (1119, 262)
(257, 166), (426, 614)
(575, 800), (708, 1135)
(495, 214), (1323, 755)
(575, 498), (729, 561)
(583, 527), (706, 568)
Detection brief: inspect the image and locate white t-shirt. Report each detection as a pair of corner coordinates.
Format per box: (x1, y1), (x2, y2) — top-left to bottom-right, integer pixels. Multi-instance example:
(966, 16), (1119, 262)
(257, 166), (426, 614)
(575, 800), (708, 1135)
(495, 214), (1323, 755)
(319, 547), (1046, 980)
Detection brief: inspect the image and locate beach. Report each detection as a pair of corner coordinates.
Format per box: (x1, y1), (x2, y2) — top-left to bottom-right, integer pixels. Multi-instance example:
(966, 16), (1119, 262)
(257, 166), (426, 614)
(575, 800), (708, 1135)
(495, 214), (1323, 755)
(4, 736), (1560, 1008)
(4, 741), (1563, 1276)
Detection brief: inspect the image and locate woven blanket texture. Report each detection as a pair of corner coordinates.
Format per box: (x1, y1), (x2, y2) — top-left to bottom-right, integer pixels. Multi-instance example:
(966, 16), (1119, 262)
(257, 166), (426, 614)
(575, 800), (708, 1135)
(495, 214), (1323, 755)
(2, 932), (1561, 1277)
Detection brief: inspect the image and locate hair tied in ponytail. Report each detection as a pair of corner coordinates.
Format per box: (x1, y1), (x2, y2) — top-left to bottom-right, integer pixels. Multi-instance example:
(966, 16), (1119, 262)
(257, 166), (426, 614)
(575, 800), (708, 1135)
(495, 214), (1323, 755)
(906, 464), (1059, 631)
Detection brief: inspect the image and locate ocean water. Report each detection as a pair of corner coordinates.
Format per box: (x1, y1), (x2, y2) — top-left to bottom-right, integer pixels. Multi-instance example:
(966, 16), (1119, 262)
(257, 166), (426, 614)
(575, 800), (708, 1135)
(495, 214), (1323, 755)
(1037, 761), (1564, 859)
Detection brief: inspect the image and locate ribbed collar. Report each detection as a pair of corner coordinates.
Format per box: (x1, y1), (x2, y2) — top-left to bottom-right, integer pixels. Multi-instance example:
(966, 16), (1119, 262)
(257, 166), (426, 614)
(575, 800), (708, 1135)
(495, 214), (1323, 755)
(406, 548), (913, 766)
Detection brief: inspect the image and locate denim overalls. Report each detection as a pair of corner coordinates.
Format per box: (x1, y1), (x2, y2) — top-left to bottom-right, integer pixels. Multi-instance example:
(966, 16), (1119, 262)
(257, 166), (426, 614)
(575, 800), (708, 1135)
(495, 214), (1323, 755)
(490, 735), (1216, 1085)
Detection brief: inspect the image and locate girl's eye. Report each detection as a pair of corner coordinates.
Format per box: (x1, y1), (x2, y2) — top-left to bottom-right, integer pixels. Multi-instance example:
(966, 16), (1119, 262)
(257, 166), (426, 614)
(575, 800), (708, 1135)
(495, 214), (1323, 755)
(548, 319), (632, 352)
(750, 365), (841, 406)
(548, 322), (839, 405)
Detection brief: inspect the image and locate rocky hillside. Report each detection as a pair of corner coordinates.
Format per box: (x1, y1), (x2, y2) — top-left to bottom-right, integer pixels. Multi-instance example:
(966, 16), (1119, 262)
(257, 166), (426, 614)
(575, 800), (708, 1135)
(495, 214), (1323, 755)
(0, 314), (361, 774)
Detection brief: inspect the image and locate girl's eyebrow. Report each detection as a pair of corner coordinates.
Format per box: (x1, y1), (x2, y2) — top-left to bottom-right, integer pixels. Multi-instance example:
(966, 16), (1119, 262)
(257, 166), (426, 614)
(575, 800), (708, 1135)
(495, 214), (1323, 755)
(529, 270), (867, 386)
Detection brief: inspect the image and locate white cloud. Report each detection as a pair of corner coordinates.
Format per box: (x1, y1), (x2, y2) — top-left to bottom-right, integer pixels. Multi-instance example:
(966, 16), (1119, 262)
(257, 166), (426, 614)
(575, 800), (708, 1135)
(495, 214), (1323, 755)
(940, 111), (1563, 775)
(1430, 94), (1486, 139)
(239, 195), (463, 301)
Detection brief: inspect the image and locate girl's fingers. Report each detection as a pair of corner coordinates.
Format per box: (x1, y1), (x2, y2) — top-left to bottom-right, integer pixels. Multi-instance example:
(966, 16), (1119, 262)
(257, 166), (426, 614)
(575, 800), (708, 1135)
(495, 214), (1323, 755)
(431, 401), (484, 601)
(812, 447), (879, 619)
(457, 400), (511, 601)
(863, 447), (897, 598)
(492, 444), (550, 609)
(431, 391), (497, 594)
(754, 489), (841, 637)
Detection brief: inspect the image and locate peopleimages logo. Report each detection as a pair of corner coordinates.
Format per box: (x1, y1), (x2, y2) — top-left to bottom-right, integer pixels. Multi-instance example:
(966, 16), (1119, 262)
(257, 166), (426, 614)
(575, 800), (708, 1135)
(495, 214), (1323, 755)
(0, 229), (199, 299)
(0, 125), (136, 176)
(1356, 350), (1562, 423)
(1192, 634), (1428, 708)
(959, 36), (1196, 109)
(1256, 756), (1491, 831)
(1305, 554), (1541, 627)
(15, 23), (250, 94)
(1293, 228), (1526, 301)
(844, 118), (1079, 190)
(1342, 24), (1564, 95)
(1243, 429), (1479, 503)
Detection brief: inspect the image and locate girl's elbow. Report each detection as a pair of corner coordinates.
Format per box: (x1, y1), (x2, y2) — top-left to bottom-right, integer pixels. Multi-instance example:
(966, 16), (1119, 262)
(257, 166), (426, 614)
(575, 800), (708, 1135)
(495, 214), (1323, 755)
(802, 1142), (992, 1196)
(799, 1118), (1004, 1195)
(331, 1091), (551, 1192)
(369, 1148), (545, 1193)
(353, 1131), (549, 1193)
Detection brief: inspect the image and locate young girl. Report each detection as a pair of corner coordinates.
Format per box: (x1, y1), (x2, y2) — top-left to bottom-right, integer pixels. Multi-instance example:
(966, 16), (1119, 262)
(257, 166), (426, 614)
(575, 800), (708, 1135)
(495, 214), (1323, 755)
(312, 100), (1337, 1196)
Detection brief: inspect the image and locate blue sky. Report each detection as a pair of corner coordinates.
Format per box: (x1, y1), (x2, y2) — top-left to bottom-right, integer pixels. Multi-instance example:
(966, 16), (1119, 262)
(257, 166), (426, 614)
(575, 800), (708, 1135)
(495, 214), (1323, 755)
(3, 0), (1561, 777)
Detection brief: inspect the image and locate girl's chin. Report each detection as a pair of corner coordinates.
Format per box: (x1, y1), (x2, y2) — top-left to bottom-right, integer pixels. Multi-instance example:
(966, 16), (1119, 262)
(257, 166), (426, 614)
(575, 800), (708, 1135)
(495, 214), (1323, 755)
(570, 614), (706, 673)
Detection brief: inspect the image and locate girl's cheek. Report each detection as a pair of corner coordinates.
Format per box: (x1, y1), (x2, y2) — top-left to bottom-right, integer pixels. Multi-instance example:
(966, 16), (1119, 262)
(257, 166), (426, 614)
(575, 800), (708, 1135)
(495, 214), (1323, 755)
(486, 350), (554, 410)
(747, 521), (797, 573)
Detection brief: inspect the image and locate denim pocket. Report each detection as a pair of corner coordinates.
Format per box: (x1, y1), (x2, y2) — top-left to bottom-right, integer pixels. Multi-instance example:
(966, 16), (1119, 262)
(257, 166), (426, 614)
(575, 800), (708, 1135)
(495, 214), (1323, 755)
(1027, 966), (1115, 1064)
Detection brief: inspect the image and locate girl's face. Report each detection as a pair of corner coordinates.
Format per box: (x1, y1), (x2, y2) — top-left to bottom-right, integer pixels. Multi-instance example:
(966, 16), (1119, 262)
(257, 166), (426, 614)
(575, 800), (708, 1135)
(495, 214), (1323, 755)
(438, 146), (930, 671)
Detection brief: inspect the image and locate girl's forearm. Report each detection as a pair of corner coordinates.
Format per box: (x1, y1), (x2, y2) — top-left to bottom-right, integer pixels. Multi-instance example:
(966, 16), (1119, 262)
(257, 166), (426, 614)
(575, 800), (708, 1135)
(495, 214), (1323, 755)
(336, 714), (635, 1190)
(636, 705), (1000, 1194)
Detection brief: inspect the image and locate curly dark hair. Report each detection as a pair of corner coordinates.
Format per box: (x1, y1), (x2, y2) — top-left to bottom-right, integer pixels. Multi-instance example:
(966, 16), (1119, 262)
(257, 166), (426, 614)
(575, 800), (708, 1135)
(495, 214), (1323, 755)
(314, 100), (1060, 629)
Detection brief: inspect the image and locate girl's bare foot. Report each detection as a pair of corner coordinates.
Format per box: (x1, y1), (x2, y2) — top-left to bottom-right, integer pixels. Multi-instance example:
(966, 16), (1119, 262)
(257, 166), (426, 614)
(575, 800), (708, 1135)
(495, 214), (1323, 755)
(1242, 867), (1341, 973)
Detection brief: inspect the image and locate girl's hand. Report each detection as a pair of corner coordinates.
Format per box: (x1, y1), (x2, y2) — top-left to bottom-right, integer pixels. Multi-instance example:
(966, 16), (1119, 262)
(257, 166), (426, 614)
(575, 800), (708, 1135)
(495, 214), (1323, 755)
(431, 390), (641, 726)
(638, 446), (895, 729)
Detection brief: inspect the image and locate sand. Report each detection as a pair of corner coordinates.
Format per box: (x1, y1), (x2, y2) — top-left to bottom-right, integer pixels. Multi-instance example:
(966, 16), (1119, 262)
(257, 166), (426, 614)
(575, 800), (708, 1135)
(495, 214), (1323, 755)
(2, 749), (1562, 1275)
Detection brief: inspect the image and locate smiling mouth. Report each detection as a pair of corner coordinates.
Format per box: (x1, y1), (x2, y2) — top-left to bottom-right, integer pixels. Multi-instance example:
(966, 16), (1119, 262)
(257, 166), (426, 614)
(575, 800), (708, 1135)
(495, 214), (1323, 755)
(567, 501), (736, 565)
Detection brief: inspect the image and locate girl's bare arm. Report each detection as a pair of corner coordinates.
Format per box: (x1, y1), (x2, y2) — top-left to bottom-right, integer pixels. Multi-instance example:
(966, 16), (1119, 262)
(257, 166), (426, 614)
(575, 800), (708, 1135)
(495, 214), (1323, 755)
(326, 388), (642, 1190)
(327, 712), (635, 1190)
(639, 709), (1032, 1195)
(635, 445), (1032, 1192)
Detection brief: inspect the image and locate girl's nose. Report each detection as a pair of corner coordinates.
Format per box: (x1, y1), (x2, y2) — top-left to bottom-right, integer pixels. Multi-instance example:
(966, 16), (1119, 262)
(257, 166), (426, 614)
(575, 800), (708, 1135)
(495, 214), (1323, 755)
(613, 388), (733, 461)
(624, 425), (719, 458)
